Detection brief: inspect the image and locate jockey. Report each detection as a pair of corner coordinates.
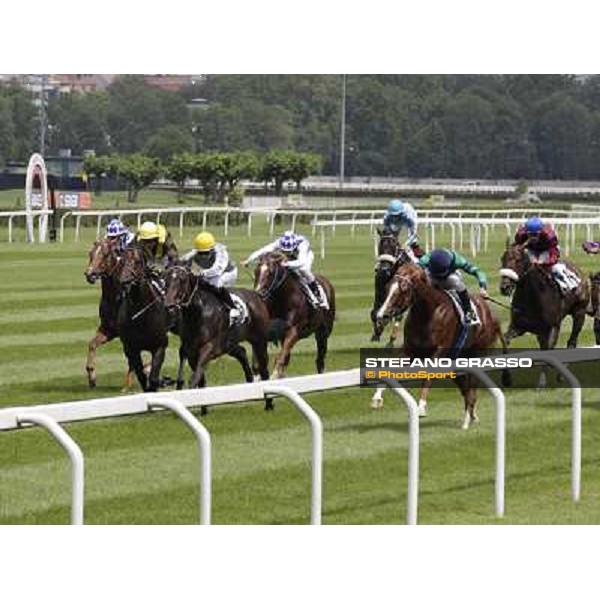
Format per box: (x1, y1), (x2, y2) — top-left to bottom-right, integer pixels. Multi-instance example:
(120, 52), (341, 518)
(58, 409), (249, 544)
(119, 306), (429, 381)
(383, 199), (423, 258)
(182, 231), (241, 324)
(243, 230), (328, 309)
(105, 218), (134, 252)
(136, 221), (179, 271)
(515, 217), (579, 291)
(419, 248), (489, 325)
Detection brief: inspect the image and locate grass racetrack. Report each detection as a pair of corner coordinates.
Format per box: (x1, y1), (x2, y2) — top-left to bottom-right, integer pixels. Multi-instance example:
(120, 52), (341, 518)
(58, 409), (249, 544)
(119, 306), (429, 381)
(2, 211), (600, 525)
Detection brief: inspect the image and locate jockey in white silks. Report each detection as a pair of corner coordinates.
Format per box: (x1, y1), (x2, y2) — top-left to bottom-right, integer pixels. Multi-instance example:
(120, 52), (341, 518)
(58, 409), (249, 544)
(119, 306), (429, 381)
(182, 231), (241, 324)
(105, 218), (135, 253)
(243, 230), (329, 309)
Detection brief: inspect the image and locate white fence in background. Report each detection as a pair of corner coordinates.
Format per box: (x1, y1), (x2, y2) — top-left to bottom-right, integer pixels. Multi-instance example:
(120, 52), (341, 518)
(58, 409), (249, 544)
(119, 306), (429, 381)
(1, 345), (593, 525)
(0, 210), (53, 243)
(3, 205), (600, 245)
(317, 215), (600, 259)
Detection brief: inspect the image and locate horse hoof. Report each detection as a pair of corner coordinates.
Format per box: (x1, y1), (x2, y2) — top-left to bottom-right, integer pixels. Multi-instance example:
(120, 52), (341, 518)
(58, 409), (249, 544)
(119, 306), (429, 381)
(370, 398), (383, 410)
(88, 380), (97, 389)
(370, 334), (381, 342)
(200, 406), (208, 416)
(265, 398), (275, 411)
(176, 381), (184, 391)
(385, 340), (395, 349)
(417, 402), (427, 417)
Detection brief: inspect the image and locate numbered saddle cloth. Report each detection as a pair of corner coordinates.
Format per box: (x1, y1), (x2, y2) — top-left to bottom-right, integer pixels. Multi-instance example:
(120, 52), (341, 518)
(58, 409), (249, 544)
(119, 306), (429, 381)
(230, 293), (250, 324)
(445, 290), (481, 327)
(551, 263), (581, 292)
(298, 279), (327, 309)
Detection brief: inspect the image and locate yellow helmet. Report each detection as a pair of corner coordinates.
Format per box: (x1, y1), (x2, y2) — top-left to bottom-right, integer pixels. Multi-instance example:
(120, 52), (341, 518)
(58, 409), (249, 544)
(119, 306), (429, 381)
(138, 221), (159, 240)
(194, 231), (216, 252)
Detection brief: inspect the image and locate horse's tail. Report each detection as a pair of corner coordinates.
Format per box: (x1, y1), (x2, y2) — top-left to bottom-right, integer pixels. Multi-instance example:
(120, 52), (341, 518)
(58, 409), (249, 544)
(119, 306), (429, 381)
(495, 318), (513, 388)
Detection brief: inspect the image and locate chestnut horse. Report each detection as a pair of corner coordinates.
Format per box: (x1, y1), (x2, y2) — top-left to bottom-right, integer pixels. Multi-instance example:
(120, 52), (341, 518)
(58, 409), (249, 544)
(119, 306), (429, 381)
(253, 252), (336, 378)
(375, 253), (509, 429)
(84, 237), (135, 389)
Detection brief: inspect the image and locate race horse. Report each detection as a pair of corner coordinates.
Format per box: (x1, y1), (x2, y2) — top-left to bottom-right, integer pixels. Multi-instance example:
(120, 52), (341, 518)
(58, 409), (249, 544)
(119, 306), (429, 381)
(84, 237), (135, 389)
(253, 252), (336, 378)
(370, 227), (405, 346)
(118, 246), (170, 392)
(375, 252), (510, 429)
(499, 241), (589, 352)
(163, 263), (271, 400)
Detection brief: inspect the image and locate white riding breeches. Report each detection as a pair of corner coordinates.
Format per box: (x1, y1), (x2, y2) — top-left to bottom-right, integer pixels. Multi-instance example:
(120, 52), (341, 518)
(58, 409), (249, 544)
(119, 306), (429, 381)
(430, 272), (466, 292)
(204, 267), (238, 289)
(290, 250), (315, 284)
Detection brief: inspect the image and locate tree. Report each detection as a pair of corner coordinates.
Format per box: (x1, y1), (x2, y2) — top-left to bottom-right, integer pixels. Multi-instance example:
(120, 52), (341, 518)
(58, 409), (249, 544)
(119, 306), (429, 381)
(145, 125), (194, 162)
(164, 152), (196, 200)
(82, 154), (112, 195)
(107, 153), (162, 203)
(259, 150), (294, 194)
(0, 97), (15, 166)
(288, 153), (322, 189)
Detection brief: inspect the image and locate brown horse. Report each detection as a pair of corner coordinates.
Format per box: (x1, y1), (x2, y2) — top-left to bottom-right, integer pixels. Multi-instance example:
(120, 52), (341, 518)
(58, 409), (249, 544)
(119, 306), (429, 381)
(163, 264), (271, 408)
(84, 238), (136, 389)
(376, 255), (509, 429)
(253, 252), (336, 378)
(118, 246), (170, 392)
(499, 242), (589, 352)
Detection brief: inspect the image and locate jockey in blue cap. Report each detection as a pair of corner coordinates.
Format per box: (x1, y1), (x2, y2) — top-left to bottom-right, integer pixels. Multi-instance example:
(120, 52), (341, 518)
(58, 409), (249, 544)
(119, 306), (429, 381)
(105, 218), (134, 252)
(243, 230), (328, 309)
(383, 199), (423, 258)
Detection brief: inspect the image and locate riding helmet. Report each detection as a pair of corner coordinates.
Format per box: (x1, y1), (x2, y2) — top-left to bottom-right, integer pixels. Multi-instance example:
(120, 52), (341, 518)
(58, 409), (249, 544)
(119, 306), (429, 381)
(525, 217), (544, 234)
(137, 221), (160, 240)
(428, 249), (454, 278)
(278, 231), (299, 252)
(194, 231), (216, 252)
(106, 218), (126, 237)
(388, 199), (405, 215)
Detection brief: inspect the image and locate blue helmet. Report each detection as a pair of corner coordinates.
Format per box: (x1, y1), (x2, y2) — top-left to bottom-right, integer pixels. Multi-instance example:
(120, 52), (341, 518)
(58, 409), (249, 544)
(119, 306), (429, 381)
(525, 217), (544, 235)
(428, 249), (454, 278)
(106, 218), (126, 238)
(278, 231), (300, 252)
(388, 199), (405, 216)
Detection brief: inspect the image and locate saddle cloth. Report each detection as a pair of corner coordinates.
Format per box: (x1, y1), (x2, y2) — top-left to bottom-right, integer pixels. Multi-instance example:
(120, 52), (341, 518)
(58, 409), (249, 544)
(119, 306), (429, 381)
(445, 290), (481, 327)
(298, 279), (328, 309)
(231, 293), (250, 324)
(552, 263), (581, 293)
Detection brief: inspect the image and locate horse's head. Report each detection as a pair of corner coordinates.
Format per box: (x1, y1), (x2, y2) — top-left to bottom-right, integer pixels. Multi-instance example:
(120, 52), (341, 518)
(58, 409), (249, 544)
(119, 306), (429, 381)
(163, 263), (195, 314)
(85, 238), (119, 284)
(499, 240), (529, 296)
(119, 246), (147, 287)
(376, 226), (400, 261)
(254, 252), (288, 298)
(376, 262), (424, 322)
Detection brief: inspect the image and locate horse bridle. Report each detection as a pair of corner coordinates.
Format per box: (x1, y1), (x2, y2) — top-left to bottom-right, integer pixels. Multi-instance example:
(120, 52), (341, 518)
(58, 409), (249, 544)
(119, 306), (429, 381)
(257, 259), (289, 301)
(165, 265), (199, 310)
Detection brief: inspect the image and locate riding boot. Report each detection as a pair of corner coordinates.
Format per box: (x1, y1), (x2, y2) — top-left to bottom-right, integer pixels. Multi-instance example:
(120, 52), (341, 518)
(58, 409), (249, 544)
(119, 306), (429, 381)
(212, 286), (242, 337)
(309, 280), (328, 309)
(457, 289), (476, 324)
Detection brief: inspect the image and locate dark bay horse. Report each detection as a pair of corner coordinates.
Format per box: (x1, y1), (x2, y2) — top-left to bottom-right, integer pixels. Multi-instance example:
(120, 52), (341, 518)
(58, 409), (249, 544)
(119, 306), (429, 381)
(119, 246), (170, 392)
(371, 227), (405, 346)
(84, 238), (135, 389)
(499, 242), (589, 353)
(376, 255), (509, 429)
(253, 252), (336, 378)
(164, 264), (271, 393)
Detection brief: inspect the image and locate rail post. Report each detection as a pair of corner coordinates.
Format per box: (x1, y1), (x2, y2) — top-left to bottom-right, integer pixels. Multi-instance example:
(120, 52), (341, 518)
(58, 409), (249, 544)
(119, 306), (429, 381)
(16, 413), (84, 525)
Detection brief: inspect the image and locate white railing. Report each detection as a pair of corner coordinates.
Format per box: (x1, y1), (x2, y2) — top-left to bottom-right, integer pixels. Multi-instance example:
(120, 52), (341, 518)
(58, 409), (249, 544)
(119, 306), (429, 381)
(0, 210), (53, 243)
(317, 216), (600, 258)
(0, 369), (420, 526)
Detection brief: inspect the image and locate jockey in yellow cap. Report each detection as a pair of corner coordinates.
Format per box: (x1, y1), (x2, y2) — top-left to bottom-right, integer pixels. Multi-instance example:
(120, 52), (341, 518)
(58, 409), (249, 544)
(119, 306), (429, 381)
(137, 221), (179, 270)
(182, 231), (241, 324)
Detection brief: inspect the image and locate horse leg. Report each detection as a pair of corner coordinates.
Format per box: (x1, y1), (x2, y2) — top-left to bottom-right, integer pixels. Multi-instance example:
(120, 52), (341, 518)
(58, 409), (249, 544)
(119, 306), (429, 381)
(190, 344), (213, 415)
(86, 329), (109, 388)
(274, 325), (300, 379)
(228, 344), (254, 383)
(147, 346), (166, 392)
(176, 345), (186, 390)
(567, 309), (586, 349)
(127, 350), (148, 392)
(594, 318), (600, 345)
(535, 328), (559, 389)
(371, 385), (385, 409)
(315, 326), (329, 374)
(454, 374), (477, 429)
(385, 320), (401, 349)
(418, 382), (431, 417)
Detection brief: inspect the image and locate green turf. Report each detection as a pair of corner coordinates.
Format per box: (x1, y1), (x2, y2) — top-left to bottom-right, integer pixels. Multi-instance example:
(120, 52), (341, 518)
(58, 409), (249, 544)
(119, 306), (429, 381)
(2, 218), (600, 525)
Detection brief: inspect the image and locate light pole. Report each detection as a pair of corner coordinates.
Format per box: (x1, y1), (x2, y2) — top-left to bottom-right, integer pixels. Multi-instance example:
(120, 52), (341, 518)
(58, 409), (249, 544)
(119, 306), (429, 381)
(339, 74), (346, 190)
(38, 74), (48, 156)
